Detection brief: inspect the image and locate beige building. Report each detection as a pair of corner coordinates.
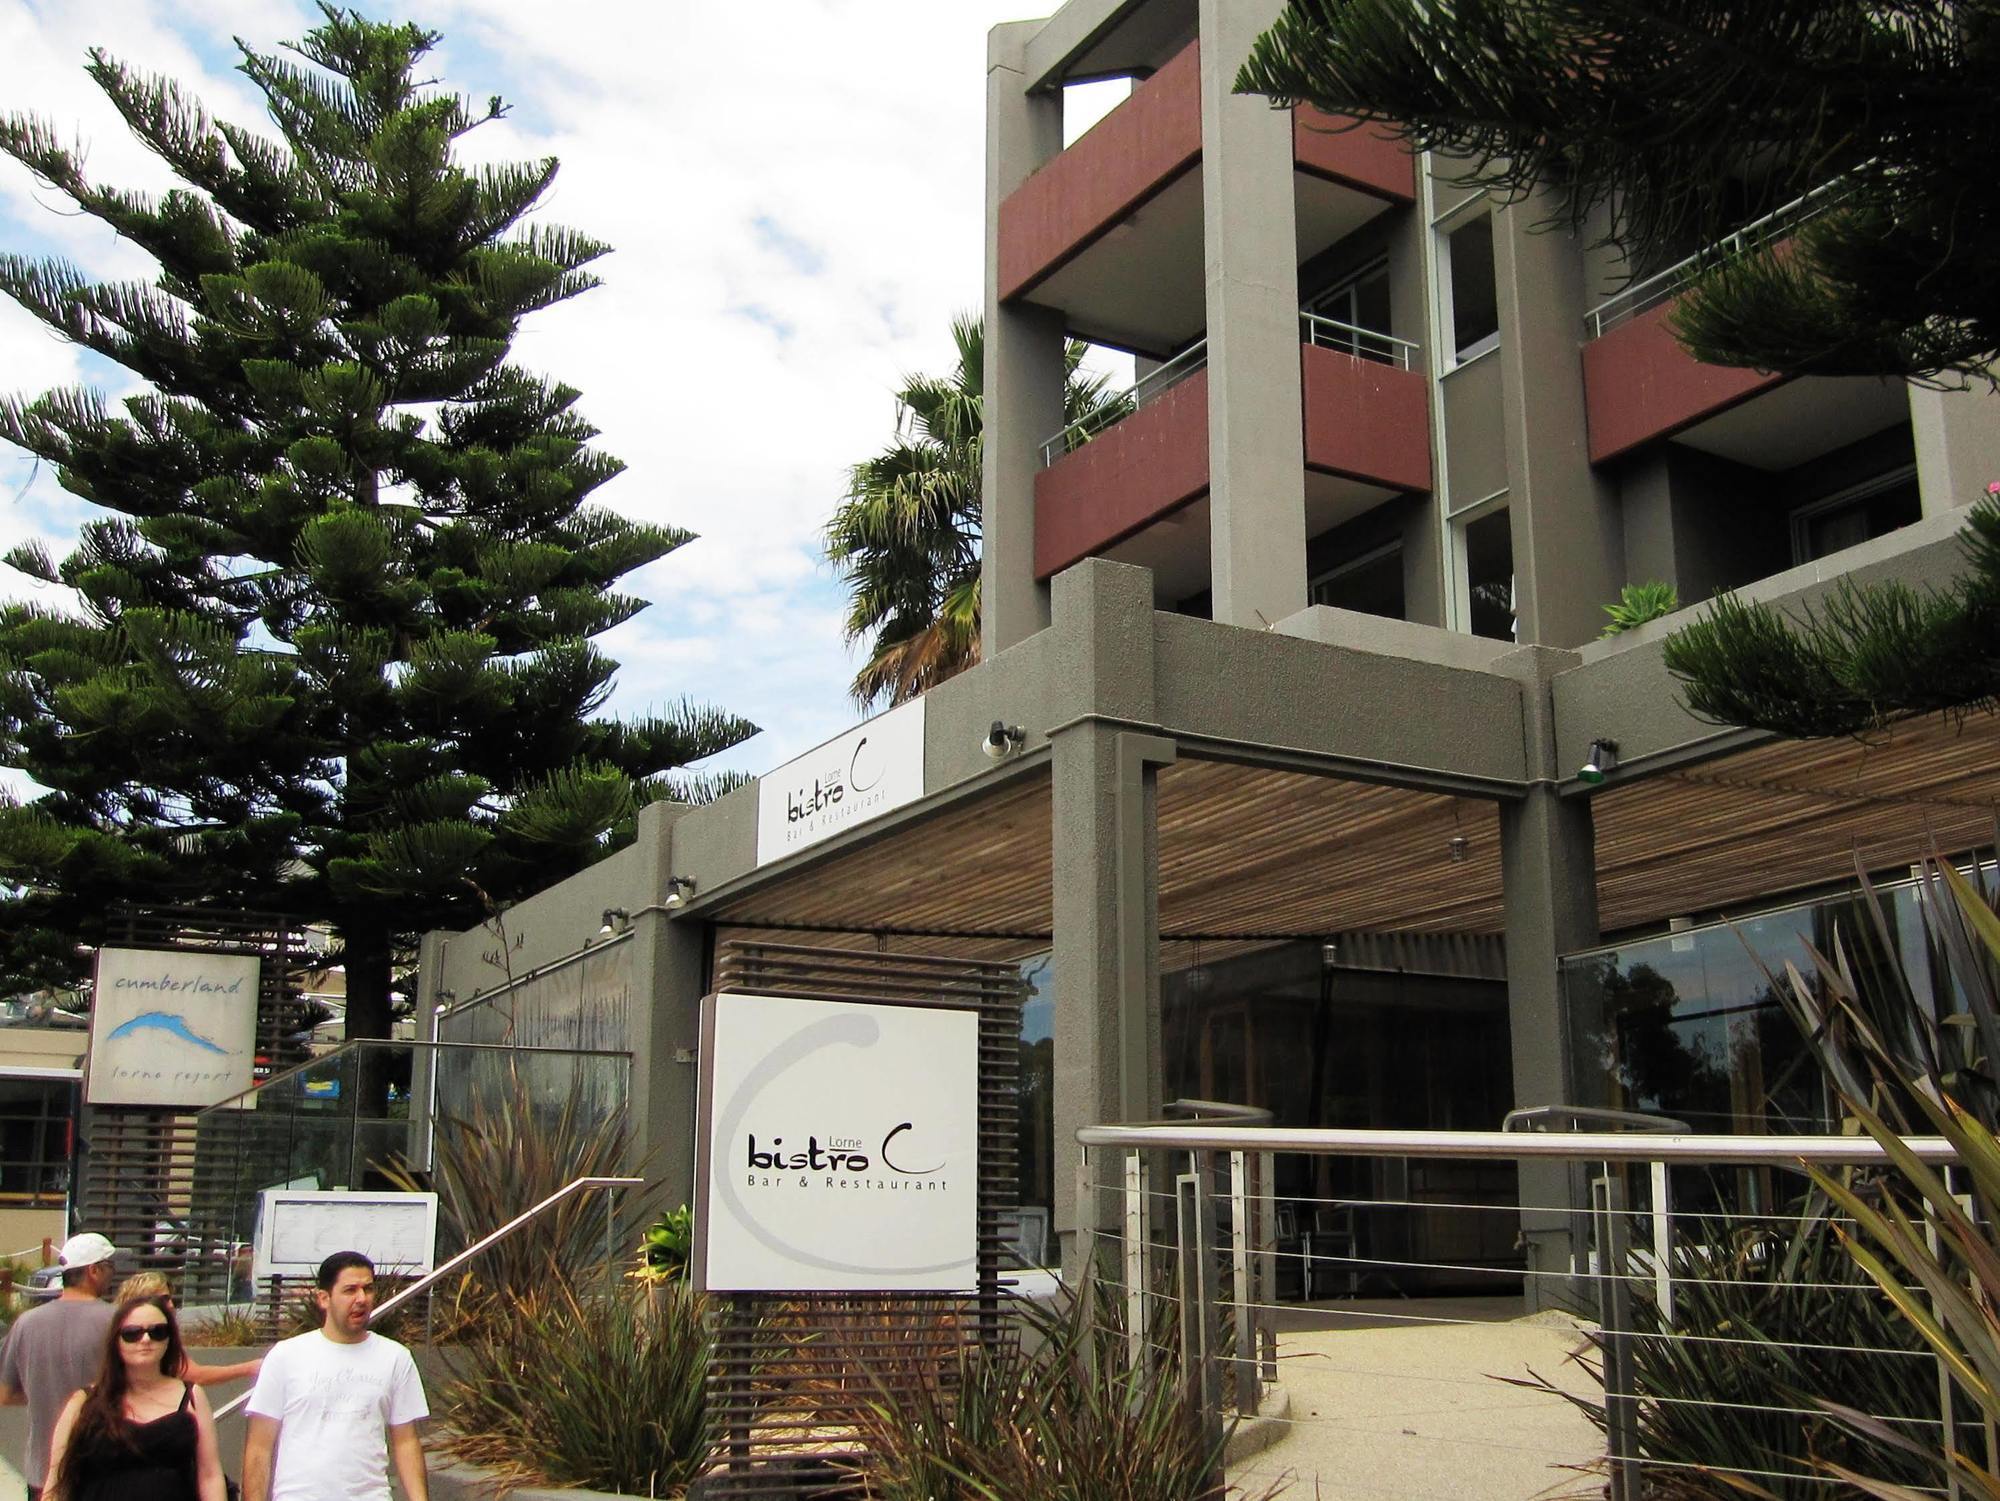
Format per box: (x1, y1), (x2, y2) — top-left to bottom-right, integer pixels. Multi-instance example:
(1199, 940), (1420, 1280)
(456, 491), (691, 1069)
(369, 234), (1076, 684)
(0, 1019), (83, 1258)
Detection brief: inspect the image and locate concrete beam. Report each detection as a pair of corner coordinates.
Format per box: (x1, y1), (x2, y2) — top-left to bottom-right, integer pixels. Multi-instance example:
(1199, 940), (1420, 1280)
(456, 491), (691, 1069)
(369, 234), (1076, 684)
(1551, 508), (1978, 786)
(1155, 609), (1529, 790)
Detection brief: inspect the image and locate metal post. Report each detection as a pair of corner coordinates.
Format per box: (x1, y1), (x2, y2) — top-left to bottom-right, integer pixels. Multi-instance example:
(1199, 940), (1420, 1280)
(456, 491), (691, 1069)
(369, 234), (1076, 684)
(1258, 1150), (1278, 1385)
(1229, 1149), (1260, 1416)
(1929, 1200), (1963, 1501)
(1649, 1158), (1673, 1324)
(604, 1185), (617, 1291)
(1595, 1174), (1641, 1501)
(1124, 1149), (1148, 1374)
(1176, 1165), (1223, 1475)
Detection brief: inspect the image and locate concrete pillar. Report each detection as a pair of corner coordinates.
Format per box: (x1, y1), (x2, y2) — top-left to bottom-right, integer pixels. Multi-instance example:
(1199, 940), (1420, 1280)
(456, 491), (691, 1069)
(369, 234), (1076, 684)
(628, 800), (706, 1216)
(1910, 383), (2000, 516)
(1046, 559), (1171, 1273)
(982, 22), (1067, 657)
(1494, 195), (1624, 648)
(1495, 645), (1598, 1307)
(1198, 0), (1308, 629)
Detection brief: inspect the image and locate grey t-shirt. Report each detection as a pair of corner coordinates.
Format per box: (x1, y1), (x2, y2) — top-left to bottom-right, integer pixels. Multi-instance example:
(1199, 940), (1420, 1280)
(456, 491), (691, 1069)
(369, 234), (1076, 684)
(0, 1295), (115, 1486)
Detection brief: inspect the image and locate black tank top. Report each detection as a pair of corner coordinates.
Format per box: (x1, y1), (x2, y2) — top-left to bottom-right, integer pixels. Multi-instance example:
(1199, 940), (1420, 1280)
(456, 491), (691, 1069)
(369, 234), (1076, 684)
(71, 1382), (199, 1501)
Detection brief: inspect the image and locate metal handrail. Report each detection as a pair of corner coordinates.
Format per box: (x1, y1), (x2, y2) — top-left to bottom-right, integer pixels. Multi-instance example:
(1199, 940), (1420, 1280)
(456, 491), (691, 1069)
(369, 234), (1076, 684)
(1039, 339), (1208, 466)
(214, 1173), (643, 1418)
(1076, 1122), (1957, 1166)
(1503, 1104), (1691, 1134)
(1299, 312), (1418, 370)
(193, 1037), (628, 1119)
(1583, 178), (1850, 338)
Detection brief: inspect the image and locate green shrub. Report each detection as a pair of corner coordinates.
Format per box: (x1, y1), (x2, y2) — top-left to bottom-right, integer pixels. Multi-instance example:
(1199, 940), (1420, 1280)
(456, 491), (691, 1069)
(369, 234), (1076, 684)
(1602, 581), (1680, 637)
(1528, 1212), (1946, 1499)
(857, 1265), (1279, 1501)
(436, 1279), (713, 1496)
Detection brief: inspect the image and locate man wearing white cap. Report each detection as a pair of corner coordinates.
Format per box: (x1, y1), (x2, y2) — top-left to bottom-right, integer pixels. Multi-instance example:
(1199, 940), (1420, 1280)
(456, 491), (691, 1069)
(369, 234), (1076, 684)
(0, 1232), (119, 1498)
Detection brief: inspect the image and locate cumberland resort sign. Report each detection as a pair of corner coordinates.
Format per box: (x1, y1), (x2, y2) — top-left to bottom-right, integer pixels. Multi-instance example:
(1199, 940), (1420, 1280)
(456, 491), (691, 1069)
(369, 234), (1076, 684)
(694, 991), (979, 1293)
(87, 947), (260, 1108)
(754, 697), (924, 866)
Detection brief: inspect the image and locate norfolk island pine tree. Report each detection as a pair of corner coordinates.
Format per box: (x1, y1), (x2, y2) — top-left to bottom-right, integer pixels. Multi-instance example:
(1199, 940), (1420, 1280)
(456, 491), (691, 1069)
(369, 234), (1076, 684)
(0, 7), (755, 1036)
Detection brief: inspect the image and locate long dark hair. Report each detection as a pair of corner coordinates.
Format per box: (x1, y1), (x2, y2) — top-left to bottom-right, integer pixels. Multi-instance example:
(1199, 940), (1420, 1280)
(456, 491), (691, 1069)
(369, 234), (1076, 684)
(52, 1293), (188, 1497)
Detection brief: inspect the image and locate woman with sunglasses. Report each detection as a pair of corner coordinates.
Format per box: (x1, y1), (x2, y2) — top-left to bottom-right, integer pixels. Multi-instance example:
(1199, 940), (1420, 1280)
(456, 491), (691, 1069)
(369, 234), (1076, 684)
(40, 1292), (227, 1501)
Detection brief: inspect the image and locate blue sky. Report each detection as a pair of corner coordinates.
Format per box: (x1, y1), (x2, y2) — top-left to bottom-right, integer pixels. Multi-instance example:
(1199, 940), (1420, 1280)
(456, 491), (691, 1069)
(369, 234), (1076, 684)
(0, 0), (1128, 789)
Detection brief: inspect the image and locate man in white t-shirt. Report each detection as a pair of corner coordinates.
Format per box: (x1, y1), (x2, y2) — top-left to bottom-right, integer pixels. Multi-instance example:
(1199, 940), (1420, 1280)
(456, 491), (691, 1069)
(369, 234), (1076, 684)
(242, 1251), (429, 1501)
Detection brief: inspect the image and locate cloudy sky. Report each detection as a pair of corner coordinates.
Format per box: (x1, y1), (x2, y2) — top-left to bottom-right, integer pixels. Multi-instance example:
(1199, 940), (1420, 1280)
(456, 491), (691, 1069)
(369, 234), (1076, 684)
(0, 0), (1126, 786)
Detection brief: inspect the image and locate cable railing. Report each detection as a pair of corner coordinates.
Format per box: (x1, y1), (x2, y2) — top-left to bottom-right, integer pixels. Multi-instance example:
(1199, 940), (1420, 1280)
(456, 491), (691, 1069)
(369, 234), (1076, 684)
(1078, 1120), (1974, 1501)
(1299, 311), (1418, 370)
(1583, 179), (1851, 338)
(1038, 340), (1207, 466)
(213, 1172), (643, 1420)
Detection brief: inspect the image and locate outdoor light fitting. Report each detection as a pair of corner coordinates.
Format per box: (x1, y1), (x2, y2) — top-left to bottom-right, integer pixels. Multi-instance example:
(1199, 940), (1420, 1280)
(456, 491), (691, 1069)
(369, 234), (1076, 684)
(982, 720), (1026, 761)
(599, 907), (631, 936)
(1578, 739), (1620, 786)
(1448, 834), (1470, 863)
(663, 876), (696, 910)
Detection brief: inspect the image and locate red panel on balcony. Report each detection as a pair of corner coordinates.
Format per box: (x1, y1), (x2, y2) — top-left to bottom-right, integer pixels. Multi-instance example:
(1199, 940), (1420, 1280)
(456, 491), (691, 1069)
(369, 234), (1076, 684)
(1300, 344), (1431, 493)
(998, 41), (1203, 303)
(1582, 299), (1787, 464)
(1292, 109), (1415, 202)
(1034, 370), (1210, 581)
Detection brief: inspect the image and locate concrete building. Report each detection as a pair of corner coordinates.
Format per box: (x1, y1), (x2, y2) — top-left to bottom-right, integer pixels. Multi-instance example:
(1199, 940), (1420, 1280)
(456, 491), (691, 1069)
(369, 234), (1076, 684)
(418, 0), (2000, 1293)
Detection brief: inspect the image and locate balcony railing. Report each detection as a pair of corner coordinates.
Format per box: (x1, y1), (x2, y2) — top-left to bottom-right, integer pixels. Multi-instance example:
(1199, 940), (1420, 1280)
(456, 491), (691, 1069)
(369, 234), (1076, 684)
(1038, 315), (1416, 469)
(1583, 179), (1849, 338)
(1039, 340), (1207, 467)
(1299, 312), (1417, 370)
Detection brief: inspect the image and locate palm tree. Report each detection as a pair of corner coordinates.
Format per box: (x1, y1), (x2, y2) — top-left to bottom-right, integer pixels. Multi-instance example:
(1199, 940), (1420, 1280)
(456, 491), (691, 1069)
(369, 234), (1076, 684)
(827, 315), (1130, 708)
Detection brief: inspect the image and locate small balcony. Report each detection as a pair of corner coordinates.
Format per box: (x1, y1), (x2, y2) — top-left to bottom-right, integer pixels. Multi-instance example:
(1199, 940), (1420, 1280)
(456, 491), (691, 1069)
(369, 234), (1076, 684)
(1034, 316), (1432, 586)
(998, 45), (1418, 359)
(998, 42), (1205, 356)
(1580, 186), (1847, 464)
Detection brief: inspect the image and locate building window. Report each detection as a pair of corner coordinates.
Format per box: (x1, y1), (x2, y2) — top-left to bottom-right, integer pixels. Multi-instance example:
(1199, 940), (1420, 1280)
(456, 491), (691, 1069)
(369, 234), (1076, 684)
(1310, 541), (1405, 620)
(1461, 506), (1515, 640)
(1309, 260), (1396, 364)
(0, 1075), (73, 1208)
(1790, 466), (1921, 564)
(1444, 214), (1500, 364)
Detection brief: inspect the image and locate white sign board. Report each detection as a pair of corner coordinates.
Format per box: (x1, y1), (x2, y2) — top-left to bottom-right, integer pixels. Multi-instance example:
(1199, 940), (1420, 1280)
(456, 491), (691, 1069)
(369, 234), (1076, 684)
(755, 698), (924, 866)
(87, 947), (259, 1108)
(695, 992), (978, 1293)
(252, 1189), (439, 1281)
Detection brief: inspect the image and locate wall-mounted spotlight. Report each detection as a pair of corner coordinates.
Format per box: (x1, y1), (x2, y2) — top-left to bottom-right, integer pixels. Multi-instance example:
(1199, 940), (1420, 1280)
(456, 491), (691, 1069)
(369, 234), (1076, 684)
(1578, 739), (1620, 786)
(599, 907), (631, 936)
(663, 875), (697, 910)
(1448, 834), (1470, 863)
(982, 720), (1026, 761)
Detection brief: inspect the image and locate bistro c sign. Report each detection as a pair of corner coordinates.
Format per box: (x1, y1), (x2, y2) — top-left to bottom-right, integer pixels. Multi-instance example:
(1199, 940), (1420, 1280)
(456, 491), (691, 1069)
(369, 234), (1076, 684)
(754, 698), (925, 866)
(694, 991), (979, 1293)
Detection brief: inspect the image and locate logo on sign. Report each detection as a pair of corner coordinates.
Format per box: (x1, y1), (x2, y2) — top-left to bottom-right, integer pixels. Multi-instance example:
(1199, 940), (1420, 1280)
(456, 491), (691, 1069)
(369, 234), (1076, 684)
(757, 700), (923, 865)
(705, 997), (977, 1287)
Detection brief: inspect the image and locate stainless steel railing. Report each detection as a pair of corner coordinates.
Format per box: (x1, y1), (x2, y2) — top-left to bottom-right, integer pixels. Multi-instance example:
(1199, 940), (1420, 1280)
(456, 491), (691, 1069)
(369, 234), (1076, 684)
(1038, 340), (1208, 466)
(1078, 1122), (1965, 1501)
(213, 1173), (643, 1419)
(1298, 312), (1419, 370)
(1582, 178), (1850, 338)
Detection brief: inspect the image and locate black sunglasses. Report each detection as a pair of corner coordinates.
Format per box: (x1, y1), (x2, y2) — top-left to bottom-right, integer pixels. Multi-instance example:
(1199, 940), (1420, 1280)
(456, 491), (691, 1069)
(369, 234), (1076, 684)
(118, 1325), (171, 1345)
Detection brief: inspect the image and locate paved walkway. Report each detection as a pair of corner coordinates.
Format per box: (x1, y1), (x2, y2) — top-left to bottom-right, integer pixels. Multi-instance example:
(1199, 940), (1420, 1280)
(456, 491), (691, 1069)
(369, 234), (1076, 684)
(1230, 1298), (1602, 1501)
(0, 1452), (23, 1501)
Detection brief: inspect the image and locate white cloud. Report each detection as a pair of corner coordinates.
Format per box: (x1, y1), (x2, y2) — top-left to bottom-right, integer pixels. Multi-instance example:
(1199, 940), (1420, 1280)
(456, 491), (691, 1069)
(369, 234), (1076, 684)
(0, 0), (1101, 783)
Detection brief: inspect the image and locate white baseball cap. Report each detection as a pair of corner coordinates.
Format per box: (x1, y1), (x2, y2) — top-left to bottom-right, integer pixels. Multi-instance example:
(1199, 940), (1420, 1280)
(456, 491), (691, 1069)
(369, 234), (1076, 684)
(57, 1233), (119, 1270)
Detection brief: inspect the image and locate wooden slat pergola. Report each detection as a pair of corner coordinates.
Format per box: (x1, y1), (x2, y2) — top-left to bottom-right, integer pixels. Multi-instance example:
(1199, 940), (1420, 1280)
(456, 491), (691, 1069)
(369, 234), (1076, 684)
(713, 711), (2000, 962)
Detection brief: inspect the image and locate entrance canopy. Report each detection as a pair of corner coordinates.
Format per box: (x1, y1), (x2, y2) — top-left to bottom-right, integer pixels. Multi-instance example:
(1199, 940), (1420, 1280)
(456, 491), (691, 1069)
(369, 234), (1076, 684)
(714, 709), (1998, 959)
